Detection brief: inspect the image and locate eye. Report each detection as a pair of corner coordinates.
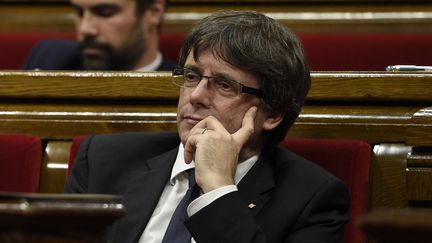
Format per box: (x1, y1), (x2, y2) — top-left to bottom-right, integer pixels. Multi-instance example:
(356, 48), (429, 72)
(184, 71), (201, 83)
(92, 5), (119, 18)
(213, 78), (238, 94)
(74, 7), (84, 18)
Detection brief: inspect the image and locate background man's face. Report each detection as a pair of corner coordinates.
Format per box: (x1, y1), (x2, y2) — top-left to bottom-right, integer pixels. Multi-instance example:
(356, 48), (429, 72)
(71, 0), (147, 70)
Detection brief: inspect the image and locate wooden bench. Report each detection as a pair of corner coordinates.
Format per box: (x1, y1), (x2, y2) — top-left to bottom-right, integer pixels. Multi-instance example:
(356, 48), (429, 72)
(1, 70), (431, 211)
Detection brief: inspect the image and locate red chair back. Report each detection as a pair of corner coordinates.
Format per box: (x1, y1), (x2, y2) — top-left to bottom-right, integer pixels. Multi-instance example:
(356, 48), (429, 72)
(0, 32), (185, 69)
(280, 138), (371, 243)
(0, 134), (42, 192)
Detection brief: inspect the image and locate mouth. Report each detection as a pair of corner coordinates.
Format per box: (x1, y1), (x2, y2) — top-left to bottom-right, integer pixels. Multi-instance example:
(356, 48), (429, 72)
(182, 115), (203, 126)
(82, 47), (106, 56)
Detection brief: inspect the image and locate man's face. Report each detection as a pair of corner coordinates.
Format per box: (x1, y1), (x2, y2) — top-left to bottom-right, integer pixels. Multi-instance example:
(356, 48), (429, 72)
(71, 0), (147, 70)
(176, 50), (268, 147)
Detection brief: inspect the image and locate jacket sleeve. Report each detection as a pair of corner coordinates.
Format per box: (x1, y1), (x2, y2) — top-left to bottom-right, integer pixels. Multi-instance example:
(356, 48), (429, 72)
(186, 177), (348, 243)
(64, 135), (94, 193)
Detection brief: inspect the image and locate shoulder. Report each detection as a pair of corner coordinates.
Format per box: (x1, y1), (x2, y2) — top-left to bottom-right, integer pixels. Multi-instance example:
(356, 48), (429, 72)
(69, 131), (180, 193)
(83, 131), (180, 156)
(22, 40), (82, 70)
(157, 57), (178, 71)
(268, 147), (347, 196)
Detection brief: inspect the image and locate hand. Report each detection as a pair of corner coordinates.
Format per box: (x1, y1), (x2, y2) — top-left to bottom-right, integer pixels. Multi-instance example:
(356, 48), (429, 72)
(183, 106), (258, 193)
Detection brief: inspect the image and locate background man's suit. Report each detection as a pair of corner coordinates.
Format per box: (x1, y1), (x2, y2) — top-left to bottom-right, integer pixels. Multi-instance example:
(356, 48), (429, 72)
(22, 40), (177, 71)
(65, 132), (349, 243)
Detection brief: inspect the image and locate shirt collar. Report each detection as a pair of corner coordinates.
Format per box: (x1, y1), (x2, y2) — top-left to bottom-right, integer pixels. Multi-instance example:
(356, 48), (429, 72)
(135, 52), (162, 71)
(170, 143), (259, 185)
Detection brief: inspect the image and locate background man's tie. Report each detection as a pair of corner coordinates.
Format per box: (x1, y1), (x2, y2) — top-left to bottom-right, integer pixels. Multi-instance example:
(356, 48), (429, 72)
(162, 169), (200, 243)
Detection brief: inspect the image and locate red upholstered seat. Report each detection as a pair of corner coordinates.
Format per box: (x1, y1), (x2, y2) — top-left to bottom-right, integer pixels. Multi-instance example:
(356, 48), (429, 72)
(280, 138), (371, 243)
(298, 33), (432, 71)
(0, 32), (75, 70)
(2, 31), (431, 71)
(0, 134), (42, 193)
(0, 32), (184, 70)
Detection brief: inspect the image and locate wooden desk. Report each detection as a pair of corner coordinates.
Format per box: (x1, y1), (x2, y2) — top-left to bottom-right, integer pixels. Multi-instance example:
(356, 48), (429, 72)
(358, 208), (432, 243)
(0, 193), (125, 243)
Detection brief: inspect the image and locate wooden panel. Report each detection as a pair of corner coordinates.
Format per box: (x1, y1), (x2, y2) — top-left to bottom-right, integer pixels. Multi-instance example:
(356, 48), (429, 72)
(0, 103), (178, 139)
(291, 105), (419, 143)
(0, 193), (125, 243)
(358, 208), (432, 243)
(308, 72), (432, 101)
(1, 71), (431, 142)
(369, 144), (410, 208)
(0, 71), (177, 99)
(406, 107), (432, 146)
(2, 71), (432, 101)
(406, 168), (432, 202)
(40, 141), (71, 193)
(1, 2), (432, 33)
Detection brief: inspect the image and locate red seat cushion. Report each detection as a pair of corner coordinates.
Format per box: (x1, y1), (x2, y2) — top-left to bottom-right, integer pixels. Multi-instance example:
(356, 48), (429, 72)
(0, 32), (75, 70)
(0, 32), (185, 69)
(298, 33), (432, 71)
(2, 32), (431, 71)
(0, 134), (42, 192)
(281, 138), (371, 243)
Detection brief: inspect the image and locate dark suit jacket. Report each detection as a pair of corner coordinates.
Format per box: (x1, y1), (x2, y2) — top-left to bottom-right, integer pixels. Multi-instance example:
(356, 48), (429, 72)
(65, 132), (349, 243)
(22, 40), (177, 71)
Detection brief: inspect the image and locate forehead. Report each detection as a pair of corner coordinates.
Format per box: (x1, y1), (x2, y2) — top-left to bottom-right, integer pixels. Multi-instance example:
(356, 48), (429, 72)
(185, 49), (260, 87)
(71, 0), (134, 8)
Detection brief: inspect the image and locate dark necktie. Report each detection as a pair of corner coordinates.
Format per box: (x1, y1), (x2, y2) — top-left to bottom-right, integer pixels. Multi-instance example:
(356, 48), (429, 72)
(161, 169), (200, 243)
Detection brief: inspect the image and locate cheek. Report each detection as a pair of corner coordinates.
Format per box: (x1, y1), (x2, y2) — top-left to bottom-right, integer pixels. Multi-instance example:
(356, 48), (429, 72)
(104, 16), (137, 43)
(216, 104), (249, 133)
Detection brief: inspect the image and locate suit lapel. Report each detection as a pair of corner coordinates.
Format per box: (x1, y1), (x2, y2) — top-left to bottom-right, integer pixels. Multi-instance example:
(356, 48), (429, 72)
(112, 147), (179, 243)
(237, 155), (275, 215)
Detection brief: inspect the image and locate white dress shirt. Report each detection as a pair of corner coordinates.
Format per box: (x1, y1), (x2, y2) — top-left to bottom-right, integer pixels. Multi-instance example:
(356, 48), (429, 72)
(136, 52), (163, 71)
(138, 143), (258, 243)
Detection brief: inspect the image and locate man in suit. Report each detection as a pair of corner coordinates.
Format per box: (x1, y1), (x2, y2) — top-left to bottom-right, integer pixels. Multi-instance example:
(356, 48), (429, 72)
(65, 10), (349, 243)
(22, 0), (176, 71)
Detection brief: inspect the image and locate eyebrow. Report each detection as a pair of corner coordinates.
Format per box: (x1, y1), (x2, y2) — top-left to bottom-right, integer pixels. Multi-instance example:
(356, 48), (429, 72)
(183, 65), (238, 82)
(70, 2), (121, 13)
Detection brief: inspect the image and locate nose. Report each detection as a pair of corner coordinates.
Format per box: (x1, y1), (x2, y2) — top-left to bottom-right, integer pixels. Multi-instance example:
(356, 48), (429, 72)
(189, 78), (212, 107)
(76, 11), (99, 37)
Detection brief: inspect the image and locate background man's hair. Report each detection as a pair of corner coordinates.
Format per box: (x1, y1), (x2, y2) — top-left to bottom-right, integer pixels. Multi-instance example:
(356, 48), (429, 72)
(178, 10), (311, 151)
(136, 0), (168, 15)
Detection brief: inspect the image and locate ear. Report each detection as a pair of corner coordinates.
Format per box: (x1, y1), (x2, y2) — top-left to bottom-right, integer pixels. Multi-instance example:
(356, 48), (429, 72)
(262, 111), (284, 131)
(146, 0), (166, 26)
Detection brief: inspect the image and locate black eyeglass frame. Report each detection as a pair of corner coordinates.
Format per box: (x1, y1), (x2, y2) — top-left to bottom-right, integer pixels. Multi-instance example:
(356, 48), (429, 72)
(172, 68), (263, 97)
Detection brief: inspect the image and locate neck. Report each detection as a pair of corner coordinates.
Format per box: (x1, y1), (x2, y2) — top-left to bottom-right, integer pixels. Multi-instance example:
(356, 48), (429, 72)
(133, 35), (159, 70)
(238, 140), (263, 163)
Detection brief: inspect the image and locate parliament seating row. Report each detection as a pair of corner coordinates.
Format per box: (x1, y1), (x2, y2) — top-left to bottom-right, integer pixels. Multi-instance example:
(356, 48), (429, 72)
(1, 31), (432, 71)
(0, 70), (431, 243)
(0, 70), (431, 204)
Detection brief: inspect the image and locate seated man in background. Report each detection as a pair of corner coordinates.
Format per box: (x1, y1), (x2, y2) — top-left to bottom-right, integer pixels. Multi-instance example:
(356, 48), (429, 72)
(23, 0), (176, 71)
(65, 10), (348, 243)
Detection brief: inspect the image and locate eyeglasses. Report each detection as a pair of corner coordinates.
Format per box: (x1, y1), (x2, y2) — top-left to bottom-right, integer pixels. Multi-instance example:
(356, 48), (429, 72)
(172, 68), (263, 98)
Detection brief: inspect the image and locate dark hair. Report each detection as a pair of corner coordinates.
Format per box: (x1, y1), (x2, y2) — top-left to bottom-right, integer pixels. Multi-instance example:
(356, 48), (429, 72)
(178, 10), (311, 151)
(135, 0), (168, 15)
